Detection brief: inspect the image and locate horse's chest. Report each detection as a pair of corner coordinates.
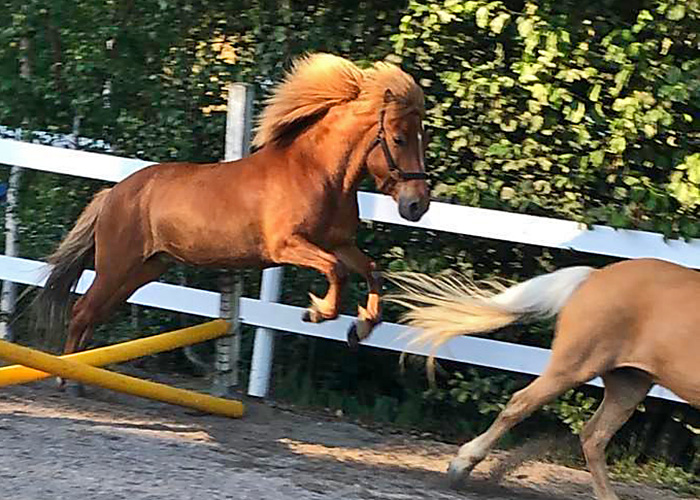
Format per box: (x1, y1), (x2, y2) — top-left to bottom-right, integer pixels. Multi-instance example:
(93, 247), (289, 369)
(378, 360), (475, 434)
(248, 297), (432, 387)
(304, 197), (359, 245)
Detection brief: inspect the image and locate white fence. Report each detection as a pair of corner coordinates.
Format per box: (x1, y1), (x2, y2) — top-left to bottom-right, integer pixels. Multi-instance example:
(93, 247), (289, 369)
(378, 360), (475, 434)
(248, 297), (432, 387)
(0, 136), (698, 404)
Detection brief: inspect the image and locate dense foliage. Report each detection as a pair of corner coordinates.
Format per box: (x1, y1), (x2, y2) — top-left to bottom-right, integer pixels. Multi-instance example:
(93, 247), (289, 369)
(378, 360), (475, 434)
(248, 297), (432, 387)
(0, 0), (697, 486)
(392, 0), (699, 238)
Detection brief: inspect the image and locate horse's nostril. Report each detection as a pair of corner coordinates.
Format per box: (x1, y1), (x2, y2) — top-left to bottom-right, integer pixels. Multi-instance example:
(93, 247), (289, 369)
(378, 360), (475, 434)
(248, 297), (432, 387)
(399, 197), (424, 222)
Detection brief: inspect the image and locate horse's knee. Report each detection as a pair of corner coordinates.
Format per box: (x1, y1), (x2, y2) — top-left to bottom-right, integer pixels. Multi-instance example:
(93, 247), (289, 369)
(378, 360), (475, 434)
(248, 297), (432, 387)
(331, 259), (349, 282)
(369, 269), (383, 289)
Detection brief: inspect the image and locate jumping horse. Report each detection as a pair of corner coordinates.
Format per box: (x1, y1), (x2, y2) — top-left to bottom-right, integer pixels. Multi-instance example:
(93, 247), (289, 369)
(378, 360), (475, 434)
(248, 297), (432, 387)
(388, 258), (699, 500)
(34, 53), (430, 374)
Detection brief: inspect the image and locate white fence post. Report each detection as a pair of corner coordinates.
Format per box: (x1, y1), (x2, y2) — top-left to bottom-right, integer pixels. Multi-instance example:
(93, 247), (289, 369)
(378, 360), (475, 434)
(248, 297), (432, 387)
(247, 266), (283, 398)
(225, 83), (254, 161)
(214, 83), (254, 394)
(222, 81), (286, 399)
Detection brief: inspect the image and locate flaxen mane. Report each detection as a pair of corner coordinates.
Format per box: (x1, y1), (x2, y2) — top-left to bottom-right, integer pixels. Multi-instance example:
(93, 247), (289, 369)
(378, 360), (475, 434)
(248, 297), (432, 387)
(252, 53), (424, 148)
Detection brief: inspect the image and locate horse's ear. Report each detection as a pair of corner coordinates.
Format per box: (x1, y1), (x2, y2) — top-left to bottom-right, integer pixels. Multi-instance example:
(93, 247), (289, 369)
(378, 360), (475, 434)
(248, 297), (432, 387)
(384, 88), (394, 103)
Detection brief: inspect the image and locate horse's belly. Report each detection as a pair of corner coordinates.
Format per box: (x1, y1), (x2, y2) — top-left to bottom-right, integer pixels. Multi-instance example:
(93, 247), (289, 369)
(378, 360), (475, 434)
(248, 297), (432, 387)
(154, 217), (269, 268)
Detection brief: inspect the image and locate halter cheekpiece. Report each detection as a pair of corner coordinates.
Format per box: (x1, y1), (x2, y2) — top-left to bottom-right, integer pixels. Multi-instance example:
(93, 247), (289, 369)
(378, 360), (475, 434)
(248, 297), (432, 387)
(365, 107), (428, 182)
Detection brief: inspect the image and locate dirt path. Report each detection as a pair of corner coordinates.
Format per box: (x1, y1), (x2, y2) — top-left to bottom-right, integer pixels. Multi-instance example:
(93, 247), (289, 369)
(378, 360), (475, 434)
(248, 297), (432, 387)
(0, 372), (693, 500)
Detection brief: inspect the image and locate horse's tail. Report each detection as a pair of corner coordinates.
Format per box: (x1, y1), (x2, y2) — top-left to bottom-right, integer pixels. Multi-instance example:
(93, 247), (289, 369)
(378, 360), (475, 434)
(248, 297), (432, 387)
(33, 188), (111, 348)
(387, 266), (595, 354)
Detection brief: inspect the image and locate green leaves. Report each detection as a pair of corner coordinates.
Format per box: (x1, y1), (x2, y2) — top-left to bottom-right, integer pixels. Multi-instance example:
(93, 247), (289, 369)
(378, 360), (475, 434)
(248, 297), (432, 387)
(567, 101), (586, 123)
(590, 150), (606, 167)
(668, 154), (700, 210)
(666, 4), (686, 21)
(394, 0), (698, 238)
(517, 17), (534, 38)
(489, 12), (510, 35)
(609, 136), (627, 154)
(475, 6), (489, 29)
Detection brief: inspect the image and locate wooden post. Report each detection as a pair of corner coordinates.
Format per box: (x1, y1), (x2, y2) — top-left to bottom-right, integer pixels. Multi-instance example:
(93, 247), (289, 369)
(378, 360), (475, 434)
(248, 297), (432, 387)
(212, 276), (242, 396)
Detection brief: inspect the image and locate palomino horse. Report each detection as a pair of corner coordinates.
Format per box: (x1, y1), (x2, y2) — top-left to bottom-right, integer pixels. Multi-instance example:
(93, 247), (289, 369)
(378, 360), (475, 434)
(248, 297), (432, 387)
(34, 53), (430, 370)
(388, 258), (699, 500)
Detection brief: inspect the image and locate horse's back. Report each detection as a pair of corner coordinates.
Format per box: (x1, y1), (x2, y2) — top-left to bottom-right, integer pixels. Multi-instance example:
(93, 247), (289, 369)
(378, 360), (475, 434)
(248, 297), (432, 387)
(556, 258), (700, 405)
(562, 258), (700, 328)
(95, 156), (273, 267)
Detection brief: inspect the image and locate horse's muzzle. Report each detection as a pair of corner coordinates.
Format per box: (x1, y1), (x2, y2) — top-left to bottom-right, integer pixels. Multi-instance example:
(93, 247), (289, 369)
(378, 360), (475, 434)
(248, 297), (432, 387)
(398, 194), (429, 222)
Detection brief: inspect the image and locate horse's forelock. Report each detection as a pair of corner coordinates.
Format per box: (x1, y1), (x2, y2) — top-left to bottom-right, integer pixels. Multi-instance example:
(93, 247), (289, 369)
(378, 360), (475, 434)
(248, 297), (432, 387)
(358, 62), (425, 118)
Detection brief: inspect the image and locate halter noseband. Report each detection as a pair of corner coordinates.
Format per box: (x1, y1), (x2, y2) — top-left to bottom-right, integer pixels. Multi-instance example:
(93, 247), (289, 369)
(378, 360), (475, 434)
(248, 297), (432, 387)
(365, 107), (428, 183)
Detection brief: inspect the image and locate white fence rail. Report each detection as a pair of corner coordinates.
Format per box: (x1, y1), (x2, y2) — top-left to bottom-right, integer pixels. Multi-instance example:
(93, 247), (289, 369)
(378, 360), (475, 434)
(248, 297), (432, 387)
(0, 137), (697, 404)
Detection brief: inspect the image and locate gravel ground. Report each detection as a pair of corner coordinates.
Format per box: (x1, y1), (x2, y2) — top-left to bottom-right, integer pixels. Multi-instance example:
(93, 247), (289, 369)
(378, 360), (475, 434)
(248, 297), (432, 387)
(0, 370), (693, 500)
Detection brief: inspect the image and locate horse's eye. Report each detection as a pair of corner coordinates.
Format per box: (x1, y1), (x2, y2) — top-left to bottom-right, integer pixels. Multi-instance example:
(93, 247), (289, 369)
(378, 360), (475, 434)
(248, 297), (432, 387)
(394, 136), (405, 146)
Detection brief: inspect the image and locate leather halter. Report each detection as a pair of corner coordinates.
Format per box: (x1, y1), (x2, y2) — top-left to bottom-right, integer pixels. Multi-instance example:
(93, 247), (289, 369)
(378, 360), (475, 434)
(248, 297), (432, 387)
(365, 107), (428, 183)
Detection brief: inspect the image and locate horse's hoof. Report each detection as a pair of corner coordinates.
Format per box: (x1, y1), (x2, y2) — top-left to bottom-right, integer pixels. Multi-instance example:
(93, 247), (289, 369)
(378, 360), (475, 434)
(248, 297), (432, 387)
(55, 376), (66, 392)
(347, 324), (360, 351)
(447, 457), (475, 489)
(354, 319), (373, 341)
(302, 309), (322, 323)
(65, 382), (85, 398)
(447, 462), (465, 489)
(302, 308), (333, 323)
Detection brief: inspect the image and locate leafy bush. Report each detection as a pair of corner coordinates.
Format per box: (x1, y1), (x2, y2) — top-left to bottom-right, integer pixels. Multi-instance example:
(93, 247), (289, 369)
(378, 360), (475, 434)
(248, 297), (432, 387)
(0, 0), (697, 482)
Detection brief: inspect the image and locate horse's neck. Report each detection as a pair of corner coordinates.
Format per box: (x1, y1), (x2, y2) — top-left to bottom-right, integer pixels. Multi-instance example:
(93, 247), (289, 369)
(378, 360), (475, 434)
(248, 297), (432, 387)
(299, 108), (376, 195)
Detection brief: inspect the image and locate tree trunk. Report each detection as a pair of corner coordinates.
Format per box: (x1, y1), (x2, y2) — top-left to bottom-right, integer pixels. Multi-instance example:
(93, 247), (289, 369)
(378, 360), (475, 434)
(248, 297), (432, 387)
(0, 36), (31, 340)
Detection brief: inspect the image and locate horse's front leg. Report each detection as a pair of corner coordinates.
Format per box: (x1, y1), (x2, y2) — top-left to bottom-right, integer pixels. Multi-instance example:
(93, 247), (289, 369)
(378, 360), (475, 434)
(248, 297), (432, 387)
(334, 246), (382, 349)
(272, 236), (348, 322)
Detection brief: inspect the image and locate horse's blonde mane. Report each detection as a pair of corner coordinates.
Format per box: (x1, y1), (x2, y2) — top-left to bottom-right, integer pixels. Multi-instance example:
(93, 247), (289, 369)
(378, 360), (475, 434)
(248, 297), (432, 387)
(252, 53), (424, 148)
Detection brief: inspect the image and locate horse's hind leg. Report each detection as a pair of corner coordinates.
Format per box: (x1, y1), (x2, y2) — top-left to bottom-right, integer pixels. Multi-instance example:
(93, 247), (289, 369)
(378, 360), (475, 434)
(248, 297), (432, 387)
(448, 368), (584, 487)
(580, 368), (651, 500)
(66, 258), (170, 352)
(59, 258), (168, 393)
(58, 270), (128, 393)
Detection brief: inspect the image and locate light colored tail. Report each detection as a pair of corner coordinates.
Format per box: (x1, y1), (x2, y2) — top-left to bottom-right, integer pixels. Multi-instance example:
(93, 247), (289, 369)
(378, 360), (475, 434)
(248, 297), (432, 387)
(387, 266), (595, 352)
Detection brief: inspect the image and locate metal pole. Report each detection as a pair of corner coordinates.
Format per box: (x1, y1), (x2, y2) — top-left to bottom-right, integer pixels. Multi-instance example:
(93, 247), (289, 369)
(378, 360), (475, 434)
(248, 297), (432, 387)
(225, 83), (254, 161)
(247, 266), (283, 398)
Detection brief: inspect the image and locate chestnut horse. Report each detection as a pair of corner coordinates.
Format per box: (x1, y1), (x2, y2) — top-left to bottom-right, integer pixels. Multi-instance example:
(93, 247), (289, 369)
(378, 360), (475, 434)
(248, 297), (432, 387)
(388, 258), (699, 500)
(34, 53), (430, 368)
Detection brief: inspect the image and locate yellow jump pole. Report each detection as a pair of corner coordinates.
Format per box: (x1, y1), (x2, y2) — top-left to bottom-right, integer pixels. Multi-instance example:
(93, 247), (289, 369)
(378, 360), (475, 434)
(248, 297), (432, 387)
(0, 319), (230, 388)
(0, 337), (244, 418)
